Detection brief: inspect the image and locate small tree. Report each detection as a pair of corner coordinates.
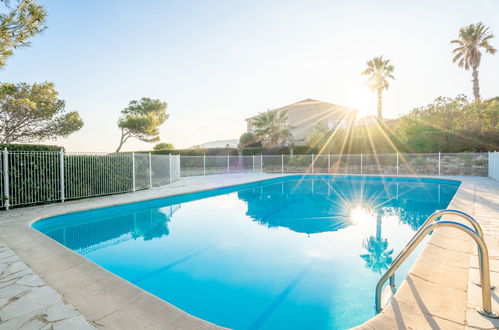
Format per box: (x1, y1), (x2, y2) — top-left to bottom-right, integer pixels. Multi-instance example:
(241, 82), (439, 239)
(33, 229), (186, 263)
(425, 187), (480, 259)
(362, 56), (395, 119)
(116, 98), (168, 152)
(0, 82), (83, 143)
(0, 0), (47, 68)
(252, 109), (291, 147)
(153, 142), (174, 151)
(451, 22), (496, 101)
(239, 132), (261, 148)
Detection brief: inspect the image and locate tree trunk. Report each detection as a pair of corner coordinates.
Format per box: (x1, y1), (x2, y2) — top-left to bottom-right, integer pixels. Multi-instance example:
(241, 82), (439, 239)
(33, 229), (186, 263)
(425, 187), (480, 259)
(377, 89), (383, 120)
(376, 214), (382, 240)
(472, 66), (480, 102)
(116, 131), (127, 153)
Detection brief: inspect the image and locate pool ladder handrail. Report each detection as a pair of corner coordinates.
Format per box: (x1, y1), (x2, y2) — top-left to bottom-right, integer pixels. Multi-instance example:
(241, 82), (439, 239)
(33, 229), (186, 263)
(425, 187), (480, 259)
(386, 209), (484, 289)
(375, 209), (499, 319)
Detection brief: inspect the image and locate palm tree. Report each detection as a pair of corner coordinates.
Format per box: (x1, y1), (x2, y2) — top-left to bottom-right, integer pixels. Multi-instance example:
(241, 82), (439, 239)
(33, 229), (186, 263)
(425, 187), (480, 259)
(362, 56), (395, 120)
(360, 214), (393, 274)
(451, 22), (496, 102)
(252, 109), (291, 147)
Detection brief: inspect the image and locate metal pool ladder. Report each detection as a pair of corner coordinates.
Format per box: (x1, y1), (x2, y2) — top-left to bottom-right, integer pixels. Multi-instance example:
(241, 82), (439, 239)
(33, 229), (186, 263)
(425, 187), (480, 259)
(375, 209), (499, 319)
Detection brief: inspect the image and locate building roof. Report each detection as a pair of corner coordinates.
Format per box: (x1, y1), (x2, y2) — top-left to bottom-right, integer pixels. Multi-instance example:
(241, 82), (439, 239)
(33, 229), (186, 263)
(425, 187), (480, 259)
(245, 98), (357, 121)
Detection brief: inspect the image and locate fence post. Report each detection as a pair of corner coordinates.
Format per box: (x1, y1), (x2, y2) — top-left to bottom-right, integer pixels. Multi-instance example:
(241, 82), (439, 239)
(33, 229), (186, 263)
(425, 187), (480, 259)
(3, 148), (9, 210)
(396, 152), (399, 175)
(281, 154), (284, 173)
(495, 151), (497, 179)
(203, 154), (206, 175)
(148, 152), (153, 188)
(227, 155), (230, 174)
(60, 150), (65, 202)
(328, 154), (331, 173)
(311, 153), (314, 173)
(438, 152), (441, 176)
(169, 154), (172, 184)
(132, 152), (136, 192)
(360, 153), (363, 174)
(495, 151), (498, 179)
(177, 155), (181, 178)
(487, 151), (493, 177)
(252, 155), (255, 172)
(260, 154), (263, 173)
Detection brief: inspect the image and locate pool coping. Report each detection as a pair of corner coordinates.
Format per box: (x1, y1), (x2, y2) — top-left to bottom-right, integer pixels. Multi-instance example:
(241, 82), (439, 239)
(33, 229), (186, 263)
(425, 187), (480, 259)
(0, 173), (498, 329)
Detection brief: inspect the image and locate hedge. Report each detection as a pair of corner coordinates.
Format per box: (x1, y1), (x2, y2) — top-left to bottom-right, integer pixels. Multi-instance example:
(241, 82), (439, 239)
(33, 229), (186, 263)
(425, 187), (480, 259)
(2, 152), (134, 207)
(0, 143), (64, 152)
(149, 146), (319, 156)
(63, 154), (133, 200)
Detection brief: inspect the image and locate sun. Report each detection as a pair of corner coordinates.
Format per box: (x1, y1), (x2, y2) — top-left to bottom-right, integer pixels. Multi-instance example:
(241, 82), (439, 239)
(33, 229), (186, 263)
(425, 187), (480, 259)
(341, 86), (376, 119)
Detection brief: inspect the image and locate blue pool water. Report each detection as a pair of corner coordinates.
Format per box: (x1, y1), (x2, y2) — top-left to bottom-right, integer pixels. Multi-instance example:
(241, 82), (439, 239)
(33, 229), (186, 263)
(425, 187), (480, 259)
(33, 175), (460, 329)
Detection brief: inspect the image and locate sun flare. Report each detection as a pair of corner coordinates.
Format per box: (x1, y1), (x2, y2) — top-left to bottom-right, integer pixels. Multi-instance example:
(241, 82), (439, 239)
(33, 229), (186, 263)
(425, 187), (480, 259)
(349, 204), (372, 225)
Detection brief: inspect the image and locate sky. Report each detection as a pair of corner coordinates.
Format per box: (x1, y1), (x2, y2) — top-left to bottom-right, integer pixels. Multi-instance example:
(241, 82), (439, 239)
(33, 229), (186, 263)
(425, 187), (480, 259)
(1, 0), (499, 152)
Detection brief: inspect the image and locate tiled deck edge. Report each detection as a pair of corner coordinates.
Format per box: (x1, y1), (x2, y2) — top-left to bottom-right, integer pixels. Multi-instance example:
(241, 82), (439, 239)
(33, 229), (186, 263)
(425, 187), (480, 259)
(357, 176), (499, 329)
(0, 239), (97, 329)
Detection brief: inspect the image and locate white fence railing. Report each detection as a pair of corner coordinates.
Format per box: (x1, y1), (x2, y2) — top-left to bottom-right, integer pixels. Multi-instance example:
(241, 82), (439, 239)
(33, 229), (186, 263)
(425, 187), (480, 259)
(0, 150), (180, 209)
(489, 152), (499, 181)
(0, 150), (493, 210)
(179, 153), (489, 178)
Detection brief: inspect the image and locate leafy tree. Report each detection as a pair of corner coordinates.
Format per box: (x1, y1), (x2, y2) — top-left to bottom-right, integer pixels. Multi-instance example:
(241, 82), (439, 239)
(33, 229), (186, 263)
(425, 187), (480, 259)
(0, 0), (47, 68)
(153, 142), (174, 151)
(252, 109), (291, 147)
(362, 56), (395, 119)
(238, 132), (261, 148)
(116, 98), (168, 152)
(0, 82), (83, 143)
(396, 95), (499, 152)
(451, 23), (496, 101)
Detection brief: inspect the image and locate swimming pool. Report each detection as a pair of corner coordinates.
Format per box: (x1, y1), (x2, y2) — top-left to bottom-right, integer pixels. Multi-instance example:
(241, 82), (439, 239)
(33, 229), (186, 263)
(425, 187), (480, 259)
(33, 175), (460, 329)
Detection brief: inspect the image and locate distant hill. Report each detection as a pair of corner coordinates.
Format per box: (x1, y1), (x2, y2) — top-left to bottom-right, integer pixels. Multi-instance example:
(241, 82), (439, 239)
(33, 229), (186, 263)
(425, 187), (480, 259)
(191, 139), (239, 148)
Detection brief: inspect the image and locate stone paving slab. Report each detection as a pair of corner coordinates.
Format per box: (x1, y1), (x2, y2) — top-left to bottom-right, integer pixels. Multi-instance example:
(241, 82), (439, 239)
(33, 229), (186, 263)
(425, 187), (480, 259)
(0, 241), (96, 329)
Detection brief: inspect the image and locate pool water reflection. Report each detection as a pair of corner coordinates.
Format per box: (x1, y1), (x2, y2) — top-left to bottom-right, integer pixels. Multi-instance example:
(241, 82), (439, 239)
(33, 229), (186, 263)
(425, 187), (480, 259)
(33, 176), (459, 330)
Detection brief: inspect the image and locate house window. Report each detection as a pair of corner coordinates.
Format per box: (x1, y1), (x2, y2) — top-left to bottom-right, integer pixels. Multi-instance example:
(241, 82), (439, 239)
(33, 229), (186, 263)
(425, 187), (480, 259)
(327, 120), (346, 130)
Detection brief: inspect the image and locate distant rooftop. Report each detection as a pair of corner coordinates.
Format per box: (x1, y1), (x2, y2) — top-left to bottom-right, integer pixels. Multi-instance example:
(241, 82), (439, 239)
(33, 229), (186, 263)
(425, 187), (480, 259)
(245, 98), (357, 121)
(190, 139), (239, 149)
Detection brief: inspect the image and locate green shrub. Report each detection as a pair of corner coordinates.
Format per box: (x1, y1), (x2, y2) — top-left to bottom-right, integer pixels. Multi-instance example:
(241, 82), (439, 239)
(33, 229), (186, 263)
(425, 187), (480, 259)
(150, 147), (237, 156)
(149, 146), (319, 156)
(2, 152), (133, 207)
(0, 143), (63, 152)
(239, 132), (261, 148)
(64, 154), (133, 199)
(153, 142), (174, 151)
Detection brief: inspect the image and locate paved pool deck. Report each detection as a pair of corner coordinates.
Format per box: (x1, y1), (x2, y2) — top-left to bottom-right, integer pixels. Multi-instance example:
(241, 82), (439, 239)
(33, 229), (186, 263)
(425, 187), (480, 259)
(0, 173), (498, 329)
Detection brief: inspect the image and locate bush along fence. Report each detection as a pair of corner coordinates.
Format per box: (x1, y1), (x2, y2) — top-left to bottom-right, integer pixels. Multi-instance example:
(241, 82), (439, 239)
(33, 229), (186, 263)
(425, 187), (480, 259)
(0, 149), (180, 209)
(179, 152), (489, 177)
